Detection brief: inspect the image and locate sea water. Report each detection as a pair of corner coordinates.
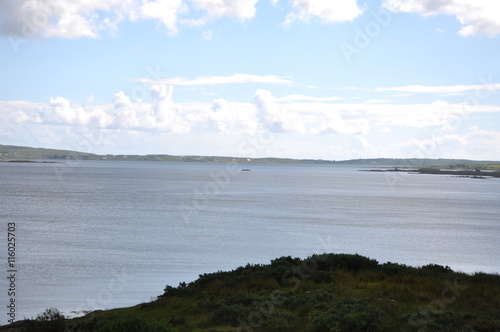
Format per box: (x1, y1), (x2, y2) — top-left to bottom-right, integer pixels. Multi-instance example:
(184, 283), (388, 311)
(0, 161), (499, 323)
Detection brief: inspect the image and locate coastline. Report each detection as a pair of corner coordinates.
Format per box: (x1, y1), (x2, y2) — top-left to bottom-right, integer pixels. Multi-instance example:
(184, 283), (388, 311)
(362, 167), (500, 179)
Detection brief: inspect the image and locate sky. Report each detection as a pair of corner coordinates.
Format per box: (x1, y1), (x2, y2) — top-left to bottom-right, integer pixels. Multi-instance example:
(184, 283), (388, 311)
(1, 0), (500, 160)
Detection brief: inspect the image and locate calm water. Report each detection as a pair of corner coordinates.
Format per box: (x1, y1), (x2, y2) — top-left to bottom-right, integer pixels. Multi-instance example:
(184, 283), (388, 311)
(1, 160), (499, 323)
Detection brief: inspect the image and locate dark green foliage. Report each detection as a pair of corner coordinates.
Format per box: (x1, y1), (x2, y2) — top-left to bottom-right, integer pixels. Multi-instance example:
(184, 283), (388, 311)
(404, 311), (492, 332)
(471, 272), (500, 284)
(209, 304), (248, 327)
(311, 299), (386, 332)
(465, 319), (500, 331)
(313, 253), (379, 272)
(168, 315), (185, 327)
(260, 310), (300, 332)
(381, 262), (413, 276)
(419, 263), (453, 276)
(23, 308), (66, 332)
(76, 314), (175, 332)
(225, 291), (260, 306)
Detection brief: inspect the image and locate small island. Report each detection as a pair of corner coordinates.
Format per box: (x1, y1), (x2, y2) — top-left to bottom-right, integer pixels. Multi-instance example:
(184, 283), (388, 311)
(363, 165), (500, 179)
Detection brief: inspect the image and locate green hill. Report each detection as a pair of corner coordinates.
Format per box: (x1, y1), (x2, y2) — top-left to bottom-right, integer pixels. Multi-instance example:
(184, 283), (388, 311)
(1, 144), (499, 167)
(0, 144), (98, 160)
(8, 253), (500, 332)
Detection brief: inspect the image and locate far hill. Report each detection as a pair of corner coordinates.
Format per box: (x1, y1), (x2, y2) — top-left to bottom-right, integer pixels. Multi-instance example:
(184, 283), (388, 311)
(1, 144), (499, 168)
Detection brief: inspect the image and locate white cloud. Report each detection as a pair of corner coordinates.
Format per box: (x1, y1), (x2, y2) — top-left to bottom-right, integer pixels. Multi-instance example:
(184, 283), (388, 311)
(140, 0), (186, 35)
(399, 129), (500, 161)
(112, 91), (139, 128)
(311, 109), (370, 135)
(277, 95), (344, 102)
(382, 0), (500, 36)
(189, 0), (258, 22)
(376, 82), (500, 95)
(4, 93), (499, 135)
(207, 98), (258, 134)
(2, 88), (500, 160)
(0, 0), (259, 38)
(284, 0), (363, 26)
(138, 73), (294, 86)
(2, 0), (498, 39)
(254, 89), (306, 133)
(0, 0), (133, 39)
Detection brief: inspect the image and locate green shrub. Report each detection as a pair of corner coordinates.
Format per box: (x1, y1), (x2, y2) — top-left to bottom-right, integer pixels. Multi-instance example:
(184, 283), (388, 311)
(311, 299), (386, 332)
(261, 310), (300, 332)
(210, 304), (248, 327)
(315, 254), (379, 272)
(23, 308), (66, 332)
(465, 319), (500, 331)
(78, 314), (175, 332)
(381, 262), (412, 276)
(471, 272), (500, 284)
(311, 311), (341, 332)
(419, 264), (453, 277)
(168, 315), (185, 327)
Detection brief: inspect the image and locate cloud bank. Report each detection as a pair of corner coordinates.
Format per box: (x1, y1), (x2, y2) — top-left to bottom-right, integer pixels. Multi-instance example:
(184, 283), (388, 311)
(382, 0), (500, 36)
(2, 83), (500, 159)
(0, 0), (260, 38)
(4, 0), (498, 39)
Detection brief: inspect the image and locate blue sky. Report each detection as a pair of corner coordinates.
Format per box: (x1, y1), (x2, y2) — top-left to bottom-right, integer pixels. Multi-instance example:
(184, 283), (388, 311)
(1, 0), (500, 160)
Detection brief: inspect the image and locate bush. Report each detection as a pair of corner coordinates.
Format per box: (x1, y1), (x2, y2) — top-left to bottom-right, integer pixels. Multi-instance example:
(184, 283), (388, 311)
(419, 264), (453, 277)
(80, 314), (175, 332)
(311, 299), (386, 332)
(210, 304), (248, 327)
(261, 311), (300, 332)
(381, 262), (412, 276)
(23, 308), (66, 332)
(315, 254), (379, 272)
(311, 311), (341, 332)
(466, 319), (500, 331)
(168, 315), (185, 327)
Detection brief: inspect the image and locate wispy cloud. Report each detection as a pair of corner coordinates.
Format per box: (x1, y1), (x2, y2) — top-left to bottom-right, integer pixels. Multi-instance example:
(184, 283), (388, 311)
(376, 83), (500, 95)
(137, 74), (295, 86)
(277, 95), (344, 102)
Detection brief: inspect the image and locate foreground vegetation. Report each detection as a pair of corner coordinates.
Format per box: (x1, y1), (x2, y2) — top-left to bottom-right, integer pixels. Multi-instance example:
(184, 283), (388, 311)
(10, 253), (500, 332)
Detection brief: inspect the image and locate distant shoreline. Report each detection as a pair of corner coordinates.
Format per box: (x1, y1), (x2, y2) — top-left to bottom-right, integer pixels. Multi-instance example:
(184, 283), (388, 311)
(362, 167), (500, 179)
(2, 143), (500, 167)
(0, 160), (58, 164)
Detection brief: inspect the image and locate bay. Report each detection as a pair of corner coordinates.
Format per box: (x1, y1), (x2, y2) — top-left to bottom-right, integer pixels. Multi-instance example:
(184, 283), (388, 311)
(1, 160), (499, 324)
